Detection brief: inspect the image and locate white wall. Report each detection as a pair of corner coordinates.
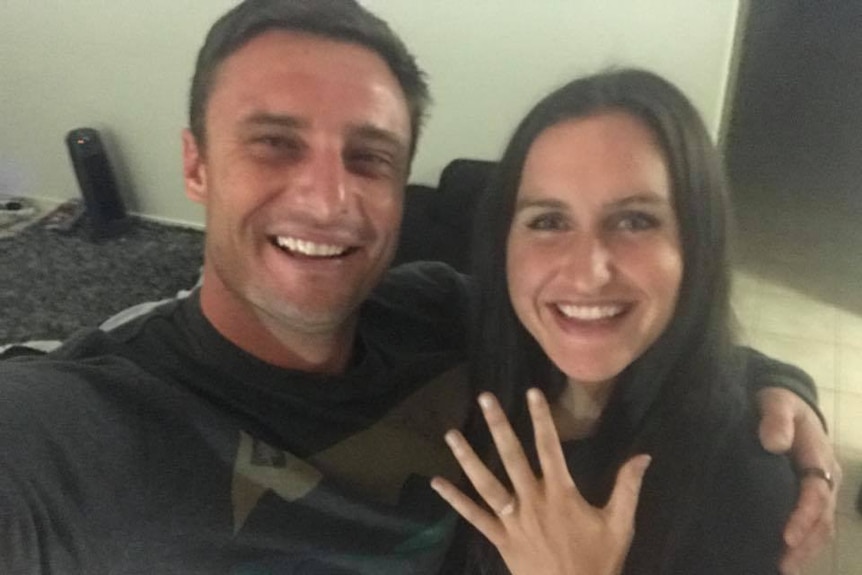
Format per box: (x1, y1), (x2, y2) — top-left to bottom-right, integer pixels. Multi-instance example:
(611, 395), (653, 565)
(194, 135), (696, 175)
(0, 1), (739, 227)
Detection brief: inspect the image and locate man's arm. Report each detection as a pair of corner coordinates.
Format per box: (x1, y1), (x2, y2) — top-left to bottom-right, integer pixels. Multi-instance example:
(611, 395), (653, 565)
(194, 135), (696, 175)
(742, 346), (840, 575)
(744, 346), (823, 427)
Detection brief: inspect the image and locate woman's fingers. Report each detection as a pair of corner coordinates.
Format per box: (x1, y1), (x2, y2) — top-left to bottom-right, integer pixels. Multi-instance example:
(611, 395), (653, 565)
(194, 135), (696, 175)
(477, 392), (537, 496)
(605, 454), (652, 534)
(430, 476), (505, 544)
(432, 393), (645, 575)
(526, 388), (576, 491)
(443, 429), (515, 519)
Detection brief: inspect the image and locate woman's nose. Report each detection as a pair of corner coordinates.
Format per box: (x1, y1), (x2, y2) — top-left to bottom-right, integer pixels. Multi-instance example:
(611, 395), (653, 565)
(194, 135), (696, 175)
(561, 234), (613, 294)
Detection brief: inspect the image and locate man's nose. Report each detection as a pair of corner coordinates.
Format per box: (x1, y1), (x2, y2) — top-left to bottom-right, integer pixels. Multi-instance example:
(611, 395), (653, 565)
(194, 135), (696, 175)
(561, 233), (613, 294)
(289, 147), (349, 220)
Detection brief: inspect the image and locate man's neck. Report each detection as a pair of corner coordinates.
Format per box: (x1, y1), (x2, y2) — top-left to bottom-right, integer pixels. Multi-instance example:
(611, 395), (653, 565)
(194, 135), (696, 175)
(198, 280), (357, 375)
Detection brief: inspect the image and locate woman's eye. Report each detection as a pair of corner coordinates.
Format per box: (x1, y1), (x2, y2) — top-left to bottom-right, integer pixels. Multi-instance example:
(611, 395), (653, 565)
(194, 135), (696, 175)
(613, 212), (659, 232)
(526, 212), (567, 231)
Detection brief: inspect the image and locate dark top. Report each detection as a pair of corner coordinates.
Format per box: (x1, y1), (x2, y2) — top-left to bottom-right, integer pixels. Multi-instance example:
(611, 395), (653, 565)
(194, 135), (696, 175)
(566, 405), (797, 573)
(0, 262), (815, 574)
(0, 263), (472, 574)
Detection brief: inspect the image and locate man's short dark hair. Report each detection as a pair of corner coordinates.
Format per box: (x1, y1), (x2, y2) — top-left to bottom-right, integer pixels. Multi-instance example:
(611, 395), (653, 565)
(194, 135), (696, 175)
(189, 0), (430, 159)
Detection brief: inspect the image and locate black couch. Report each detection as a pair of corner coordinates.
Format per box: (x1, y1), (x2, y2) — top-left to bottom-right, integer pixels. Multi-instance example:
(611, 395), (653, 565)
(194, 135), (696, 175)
(391, 158), (497, 273)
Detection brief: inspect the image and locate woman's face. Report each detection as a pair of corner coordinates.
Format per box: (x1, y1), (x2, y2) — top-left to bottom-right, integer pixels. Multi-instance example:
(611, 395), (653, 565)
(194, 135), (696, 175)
(506, 111), (683, 390)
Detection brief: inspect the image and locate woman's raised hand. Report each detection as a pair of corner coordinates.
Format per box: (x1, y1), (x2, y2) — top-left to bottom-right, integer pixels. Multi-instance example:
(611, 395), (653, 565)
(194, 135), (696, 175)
(430, 388), (651, 575)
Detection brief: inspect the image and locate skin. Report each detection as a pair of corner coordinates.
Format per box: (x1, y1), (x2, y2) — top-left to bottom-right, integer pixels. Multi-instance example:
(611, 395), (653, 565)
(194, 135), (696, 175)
(432, 389), (651, 575)
(507, 112), (682, 420)
(182, 30), (412, 374)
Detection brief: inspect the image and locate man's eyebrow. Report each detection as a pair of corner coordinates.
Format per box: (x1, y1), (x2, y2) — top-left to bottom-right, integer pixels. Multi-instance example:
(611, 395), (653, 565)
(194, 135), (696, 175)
(348, 124), (409, 153)
(241, 112), (308, 130)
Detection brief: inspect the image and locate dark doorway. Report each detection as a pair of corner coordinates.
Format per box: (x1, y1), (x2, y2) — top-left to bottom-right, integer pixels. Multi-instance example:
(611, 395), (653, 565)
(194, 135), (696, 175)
(724, 0), (862, 313)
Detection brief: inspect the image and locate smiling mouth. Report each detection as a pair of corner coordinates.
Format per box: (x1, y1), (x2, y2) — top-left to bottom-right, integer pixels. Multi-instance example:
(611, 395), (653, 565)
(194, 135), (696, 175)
(272, 236), (358, 259)
(555, 303), (628, 321)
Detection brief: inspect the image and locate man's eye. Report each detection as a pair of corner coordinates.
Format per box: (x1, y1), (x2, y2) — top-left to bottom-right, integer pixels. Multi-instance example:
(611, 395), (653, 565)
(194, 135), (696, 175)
(526, 212), (567, 231)
(255, 136), (297, 150)
(613, 212), (660, 232)
(352, 152), (390, 165)
(248, 135), (305, 162)
(346, 151), (397, 177)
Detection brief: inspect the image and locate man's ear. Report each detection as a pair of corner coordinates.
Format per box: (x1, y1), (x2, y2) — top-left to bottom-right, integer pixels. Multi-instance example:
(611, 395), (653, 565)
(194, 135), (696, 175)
(182, 129), (208, 204)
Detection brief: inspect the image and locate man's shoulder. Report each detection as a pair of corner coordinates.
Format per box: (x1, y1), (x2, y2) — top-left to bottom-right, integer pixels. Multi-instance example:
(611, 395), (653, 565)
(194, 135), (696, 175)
(0, 340), (162, 421)
(371, 261), (472, 315)
(0, 295), (194, 432)
(361, 262), (473, 352)
(0, 354), (145, 482)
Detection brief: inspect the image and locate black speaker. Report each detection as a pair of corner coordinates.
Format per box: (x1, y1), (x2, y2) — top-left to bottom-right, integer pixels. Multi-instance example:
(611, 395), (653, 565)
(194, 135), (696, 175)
(65, 128), (129, 239)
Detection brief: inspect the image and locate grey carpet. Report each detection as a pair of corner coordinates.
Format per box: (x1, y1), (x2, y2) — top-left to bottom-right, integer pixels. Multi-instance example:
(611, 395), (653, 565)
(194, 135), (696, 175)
(0, 216), (204, 344)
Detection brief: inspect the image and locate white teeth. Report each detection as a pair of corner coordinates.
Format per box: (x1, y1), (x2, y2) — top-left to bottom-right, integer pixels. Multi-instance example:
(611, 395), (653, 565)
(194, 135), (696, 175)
(557, 304), (624, 321)
(275, 236), (347, 257)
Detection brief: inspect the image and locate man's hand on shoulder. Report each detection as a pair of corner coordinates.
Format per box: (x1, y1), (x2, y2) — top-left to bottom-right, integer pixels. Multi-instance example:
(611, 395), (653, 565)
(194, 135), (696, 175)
(757, 387), (841, 575)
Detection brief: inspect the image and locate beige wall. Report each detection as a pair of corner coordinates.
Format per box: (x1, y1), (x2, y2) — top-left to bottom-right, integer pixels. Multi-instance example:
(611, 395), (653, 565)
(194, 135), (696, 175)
(0, 1), (739, 227)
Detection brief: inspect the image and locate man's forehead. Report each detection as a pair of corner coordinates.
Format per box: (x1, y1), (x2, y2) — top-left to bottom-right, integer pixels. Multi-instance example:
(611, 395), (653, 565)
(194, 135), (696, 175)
(218, 30), (395, 92)
(210, 31), (410, 135)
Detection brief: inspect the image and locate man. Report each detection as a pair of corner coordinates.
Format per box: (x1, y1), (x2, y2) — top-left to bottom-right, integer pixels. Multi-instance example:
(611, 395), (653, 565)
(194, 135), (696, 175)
(0, 1), (838, 573)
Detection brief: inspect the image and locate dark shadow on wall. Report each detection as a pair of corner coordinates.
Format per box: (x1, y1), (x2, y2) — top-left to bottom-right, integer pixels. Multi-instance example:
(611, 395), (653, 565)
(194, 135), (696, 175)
(725, 0), (862, 315)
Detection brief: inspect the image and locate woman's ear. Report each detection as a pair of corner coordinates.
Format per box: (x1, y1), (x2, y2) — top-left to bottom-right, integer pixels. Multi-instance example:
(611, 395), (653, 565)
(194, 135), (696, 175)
(182, 129), (208, 204)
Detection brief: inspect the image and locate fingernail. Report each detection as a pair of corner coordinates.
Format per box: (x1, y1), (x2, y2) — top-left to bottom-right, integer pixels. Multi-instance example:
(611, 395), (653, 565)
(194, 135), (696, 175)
(637, 455), (653, 476)
(429, 477), (442, 492)
(527, 388), (542, 404)
(785, 528), (802, 547)
(444, 430), (460, 449)
(478, 393), (494, 411)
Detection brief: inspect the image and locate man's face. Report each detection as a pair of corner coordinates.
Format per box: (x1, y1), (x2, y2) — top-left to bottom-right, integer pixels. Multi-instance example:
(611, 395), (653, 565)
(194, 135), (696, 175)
(183, 30), (411, 350)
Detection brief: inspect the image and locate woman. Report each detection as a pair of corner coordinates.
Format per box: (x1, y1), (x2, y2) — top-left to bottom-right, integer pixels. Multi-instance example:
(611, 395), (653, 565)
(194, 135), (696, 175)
(431, 69), (797, 573)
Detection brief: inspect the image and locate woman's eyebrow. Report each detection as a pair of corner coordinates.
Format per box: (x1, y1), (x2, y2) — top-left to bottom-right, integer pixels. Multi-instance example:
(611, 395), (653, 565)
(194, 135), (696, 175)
(606, 192), (672, 209)
(514, 197), (568, 212)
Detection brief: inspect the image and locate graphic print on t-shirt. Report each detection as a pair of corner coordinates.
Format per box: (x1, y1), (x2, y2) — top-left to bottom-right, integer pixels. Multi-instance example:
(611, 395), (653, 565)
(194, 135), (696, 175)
(230, 365), (470, 533)
(231, 431), (323, 533)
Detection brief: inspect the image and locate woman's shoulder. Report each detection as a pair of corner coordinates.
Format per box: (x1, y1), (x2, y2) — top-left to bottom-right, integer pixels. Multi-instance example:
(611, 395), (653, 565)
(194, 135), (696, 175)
(713, 410), (797, 513)
(675, 408), (797, 572)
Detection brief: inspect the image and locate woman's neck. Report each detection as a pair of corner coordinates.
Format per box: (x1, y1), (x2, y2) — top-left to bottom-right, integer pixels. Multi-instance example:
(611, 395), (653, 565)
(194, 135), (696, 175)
(552, 379), (614, 442)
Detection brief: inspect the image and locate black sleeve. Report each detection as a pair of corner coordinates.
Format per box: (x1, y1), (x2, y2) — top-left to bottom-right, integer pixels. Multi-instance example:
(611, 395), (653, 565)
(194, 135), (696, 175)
(740, 346), (826, 430)
(0, 371), (91, 574)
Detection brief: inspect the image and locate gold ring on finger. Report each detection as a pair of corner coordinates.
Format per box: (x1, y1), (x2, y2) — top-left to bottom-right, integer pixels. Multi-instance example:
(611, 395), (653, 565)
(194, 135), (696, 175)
(798, 467), (835, 492)
(496, 497), (517, 517)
